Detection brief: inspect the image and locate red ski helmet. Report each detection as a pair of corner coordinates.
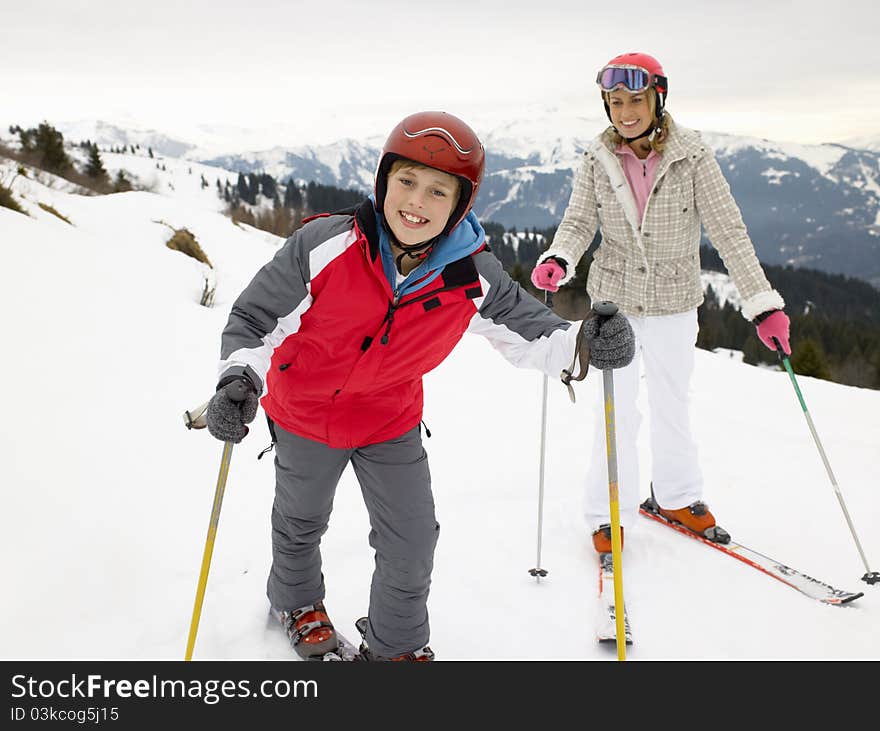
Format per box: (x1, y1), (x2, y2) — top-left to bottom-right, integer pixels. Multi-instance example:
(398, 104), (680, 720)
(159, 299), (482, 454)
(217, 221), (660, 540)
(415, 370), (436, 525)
(375, 111), (485, 235)
(597, 52), (668, 128)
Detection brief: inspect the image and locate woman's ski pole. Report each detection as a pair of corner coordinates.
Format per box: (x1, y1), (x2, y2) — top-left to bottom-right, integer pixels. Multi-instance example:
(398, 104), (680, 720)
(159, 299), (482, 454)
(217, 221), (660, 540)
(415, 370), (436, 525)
(773, 338), (878, 585)
(594, 301), (627, 660)
(183, 381), (252, 660)
(529, 290), (554, 582)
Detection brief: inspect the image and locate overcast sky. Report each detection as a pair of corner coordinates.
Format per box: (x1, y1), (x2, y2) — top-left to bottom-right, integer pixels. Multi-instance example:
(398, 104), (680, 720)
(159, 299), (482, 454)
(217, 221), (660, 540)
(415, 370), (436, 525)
(3, 0), (878, 147)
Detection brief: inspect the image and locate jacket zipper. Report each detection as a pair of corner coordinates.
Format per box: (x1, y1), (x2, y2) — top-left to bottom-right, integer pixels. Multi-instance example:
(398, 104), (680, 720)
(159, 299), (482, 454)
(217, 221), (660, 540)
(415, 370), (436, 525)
(377, 281), (472, 347)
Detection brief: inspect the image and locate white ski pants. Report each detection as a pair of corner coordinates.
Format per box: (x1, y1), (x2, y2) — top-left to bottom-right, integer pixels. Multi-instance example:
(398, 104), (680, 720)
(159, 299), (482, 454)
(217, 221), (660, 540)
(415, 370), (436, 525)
(584, 309), (704, 531)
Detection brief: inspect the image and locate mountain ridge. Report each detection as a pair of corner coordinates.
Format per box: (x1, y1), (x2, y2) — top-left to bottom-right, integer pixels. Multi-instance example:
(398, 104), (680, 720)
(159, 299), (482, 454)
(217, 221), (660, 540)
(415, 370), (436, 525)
(8, 115), (880, 286)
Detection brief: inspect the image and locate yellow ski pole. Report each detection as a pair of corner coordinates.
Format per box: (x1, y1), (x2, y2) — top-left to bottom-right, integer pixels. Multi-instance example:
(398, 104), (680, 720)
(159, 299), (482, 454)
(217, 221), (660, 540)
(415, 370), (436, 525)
(184, 440), (234, 661)
(182, 381), (250, 661)
(594, 301), (626, 661)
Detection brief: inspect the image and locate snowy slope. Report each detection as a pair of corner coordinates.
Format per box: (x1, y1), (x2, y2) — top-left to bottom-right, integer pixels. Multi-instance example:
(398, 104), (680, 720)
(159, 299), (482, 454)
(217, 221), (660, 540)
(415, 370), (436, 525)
(1, 157), (878, 661)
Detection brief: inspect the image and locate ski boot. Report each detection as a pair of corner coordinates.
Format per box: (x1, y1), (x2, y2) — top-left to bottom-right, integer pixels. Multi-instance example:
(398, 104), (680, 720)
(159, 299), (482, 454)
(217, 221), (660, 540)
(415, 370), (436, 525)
(354, 616), (435, 661)
(641, 495), (730, 544)
(272, 601), (339, 660)
(591, 524), (624, 554)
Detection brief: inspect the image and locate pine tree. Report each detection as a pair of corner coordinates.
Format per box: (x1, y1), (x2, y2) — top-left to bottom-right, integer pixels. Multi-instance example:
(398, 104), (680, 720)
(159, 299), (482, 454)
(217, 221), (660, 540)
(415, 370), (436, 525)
(113, 170), (133, 193)
(741, 334), (764, 365)
(85, 144), (108, 181)
(148, 147), (154, 159)
(17, 126), (35, 152)
(236, 173), (250, 204)
(790, 339), (832, 380)
(284, 180), (303, 208)
(260, 173), (277, 200)
(34, 122), (71, 173)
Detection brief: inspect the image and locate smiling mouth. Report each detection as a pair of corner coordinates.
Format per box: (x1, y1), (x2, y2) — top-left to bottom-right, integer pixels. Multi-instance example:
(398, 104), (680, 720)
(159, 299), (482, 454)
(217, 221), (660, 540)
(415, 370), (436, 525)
(620, 120), (640, 128)
(399, 211), (429, 226)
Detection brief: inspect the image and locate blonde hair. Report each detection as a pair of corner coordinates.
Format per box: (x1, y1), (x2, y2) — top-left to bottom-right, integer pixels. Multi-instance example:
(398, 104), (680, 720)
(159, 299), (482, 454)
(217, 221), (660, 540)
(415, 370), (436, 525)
(388, 158), (462, 198)
(604, 90), (670, 153)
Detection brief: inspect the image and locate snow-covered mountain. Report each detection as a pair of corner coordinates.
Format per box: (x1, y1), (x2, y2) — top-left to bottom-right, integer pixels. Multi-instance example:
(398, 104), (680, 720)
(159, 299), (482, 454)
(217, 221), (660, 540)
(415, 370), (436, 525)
(53, 119), (199, 159)
(15, 111), (880, 287)
(841, 134), (880, 153)
(205, 139), (380, 194)
(206, 123), (880, 288)
(699, 133), (880, 287)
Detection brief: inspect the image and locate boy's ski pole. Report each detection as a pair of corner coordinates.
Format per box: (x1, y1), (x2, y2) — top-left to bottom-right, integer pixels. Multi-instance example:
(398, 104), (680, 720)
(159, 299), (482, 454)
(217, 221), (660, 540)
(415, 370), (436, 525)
(529, 290), (554, 582)
(594, 301), (627, 660)
(772, 338), (878, 585)
(183, 380), (252, 660)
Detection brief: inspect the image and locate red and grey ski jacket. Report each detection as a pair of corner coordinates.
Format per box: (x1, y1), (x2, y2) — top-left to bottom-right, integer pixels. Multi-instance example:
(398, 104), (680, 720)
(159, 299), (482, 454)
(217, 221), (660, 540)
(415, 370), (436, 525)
(218, 199), (579, 448)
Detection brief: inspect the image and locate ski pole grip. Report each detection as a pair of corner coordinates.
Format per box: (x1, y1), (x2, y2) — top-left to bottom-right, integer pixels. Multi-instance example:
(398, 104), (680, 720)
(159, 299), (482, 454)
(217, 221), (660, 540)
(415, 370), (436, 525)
(592, 300), (618, 321)
(184, 401), (209, 430)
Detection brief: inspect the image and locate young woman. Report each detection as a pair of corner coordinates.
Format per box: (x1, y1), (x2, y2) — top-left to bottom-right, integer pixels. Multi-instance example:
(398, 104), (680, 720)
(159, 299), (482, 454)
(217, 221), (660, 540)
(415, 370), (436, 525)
(531, 53), (791, 553)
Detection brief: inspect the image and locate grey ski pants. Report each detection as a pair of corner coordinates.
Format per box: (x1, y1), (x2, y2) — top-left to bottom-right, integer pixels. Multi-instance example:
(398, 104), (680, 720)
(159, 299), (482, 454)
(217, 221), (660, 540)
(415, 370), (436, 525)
(266, 423), (439, 657)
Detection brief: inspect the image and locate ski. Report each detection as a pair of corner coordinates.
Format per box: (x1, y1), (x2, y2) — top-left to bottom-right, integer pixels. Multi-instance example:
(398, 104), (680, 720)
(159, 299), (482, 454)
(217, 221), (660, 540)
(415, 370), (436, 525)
(596, 552), (633, 645)
(639, 498), (863, 605)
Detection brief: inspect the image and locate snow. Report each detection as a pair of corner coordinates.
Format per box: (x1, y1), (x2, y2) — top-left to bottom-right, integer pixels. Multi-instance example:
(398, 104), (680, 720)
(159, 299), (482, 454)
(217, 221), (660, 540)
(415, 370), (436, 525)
(761, 168), (796, 185)
(2, 153), (879, 662)
(700, 270), (742, 310)
(841, 135), (880, 153)
(701, 131), (849, 178)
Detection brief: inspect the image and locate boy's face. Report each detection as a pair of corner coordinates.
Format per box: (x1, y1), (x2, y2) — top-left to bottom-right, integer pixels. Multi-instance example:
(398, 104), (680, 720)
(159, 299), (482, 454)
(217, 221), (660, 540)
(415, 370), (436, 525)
(383, 163), (460, 245)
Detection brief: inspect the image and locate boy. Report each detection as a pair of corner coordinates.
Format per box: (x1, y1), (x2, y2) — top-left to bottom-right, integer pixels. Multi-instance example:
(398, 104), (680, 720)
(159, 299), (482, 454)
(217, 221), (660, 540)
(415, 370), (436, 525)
(206, 111), (635, 660)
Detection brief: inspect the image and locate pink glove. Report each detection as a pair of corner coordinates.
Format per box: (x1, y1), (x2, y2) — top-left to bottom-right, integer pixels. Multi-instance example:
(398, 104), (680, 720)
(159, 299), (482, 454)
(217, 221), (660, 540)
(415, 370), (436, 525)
(755, 310), (791, 355)
(531, 260), (566, 292)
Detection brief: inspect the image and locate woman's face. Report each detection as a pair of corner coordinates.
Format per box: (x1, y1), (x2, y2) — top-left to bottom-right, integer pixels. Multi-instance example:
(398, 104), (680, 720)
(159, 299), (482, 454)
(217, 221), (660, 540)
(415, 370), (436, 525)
(608, 89), (653, 138)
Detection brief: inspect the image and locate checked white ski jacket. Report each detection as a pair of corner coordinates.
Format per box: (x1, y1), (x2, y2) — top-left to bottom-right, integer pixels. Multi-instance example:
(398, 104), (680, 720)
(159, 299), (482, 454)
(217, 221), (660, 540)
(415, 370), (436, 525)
(537, 116), (784, 321)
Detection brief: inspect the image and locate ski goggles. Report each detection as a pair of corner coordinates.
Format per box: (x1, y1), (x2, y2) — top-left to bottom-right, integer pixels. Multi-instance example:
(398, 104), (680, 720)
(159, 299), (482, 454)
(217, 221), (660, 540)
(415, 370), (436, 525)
(597, 65), (666, 94)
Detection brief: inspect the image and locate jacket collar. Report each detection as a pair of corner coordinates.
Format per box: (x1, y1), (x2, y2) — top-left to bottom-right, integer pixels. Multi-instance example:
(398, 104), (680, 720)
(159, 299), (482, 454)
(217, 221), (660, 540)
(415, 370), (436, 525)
(355, 197), (486, 297)
(596, 114), (698, 163)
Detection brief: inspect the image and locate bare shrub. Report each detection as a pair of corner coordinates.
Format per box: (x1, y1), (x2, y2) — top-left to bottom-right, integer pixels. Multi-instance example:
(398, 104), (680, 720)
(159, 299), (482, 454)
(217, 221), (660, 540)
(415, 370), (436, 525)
(200, 276), (216, 307)
(165, 227), (213, 267)
(154, 220), (216, 307)
(0, 182), (26, 214)
(227, 202), (300, 238)
(0, 165), (27, 214)
(37, 202), (72, 224)
(228, 203), (256, 229)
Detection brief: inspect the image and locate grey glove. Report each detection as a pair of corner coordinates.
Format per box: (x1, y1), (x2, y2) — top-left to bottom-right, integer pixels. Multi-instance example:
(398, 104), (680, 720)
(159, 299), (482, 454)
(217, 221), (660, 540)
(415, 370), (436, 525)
(582, 312), (635, 370)
(206, 377), (259, 443)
